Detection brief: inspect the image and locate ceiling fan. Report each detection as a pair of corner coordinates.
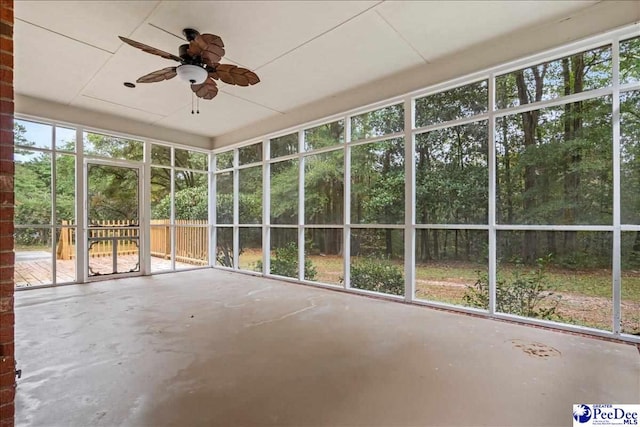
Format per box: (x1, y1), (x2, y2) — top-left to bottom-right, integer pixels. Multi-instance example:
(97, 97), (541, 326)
(118, 28), (260, 105)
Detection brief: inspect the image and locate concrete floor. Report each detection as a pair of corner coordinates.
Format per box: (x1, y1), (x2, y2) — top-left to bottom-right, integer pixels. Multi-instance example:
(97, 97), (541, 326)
(14, 270), (640, 427)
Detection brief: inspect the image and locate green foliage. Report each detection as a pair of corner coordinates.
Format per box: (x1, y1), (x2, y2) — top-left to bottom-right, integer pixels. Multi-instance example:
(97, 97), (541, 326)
(463, 259), (561, 320)
(255, 243), (317, 280)
(152, 186), (208, 221)
(348, 257), (404, 296)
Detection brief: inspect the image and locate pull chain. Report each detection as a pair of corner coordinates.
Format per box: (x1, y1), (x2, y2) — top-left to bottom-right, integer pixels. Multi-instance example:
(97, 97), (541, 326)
(197, 97), (200, 114)
(191, 92), (194, 115)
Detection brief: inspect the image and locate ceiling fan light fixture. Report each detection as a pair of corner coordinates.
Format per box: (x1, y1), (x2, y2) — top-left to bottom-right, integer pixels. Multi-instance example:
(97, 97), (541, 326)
(176, 64), (208, 84)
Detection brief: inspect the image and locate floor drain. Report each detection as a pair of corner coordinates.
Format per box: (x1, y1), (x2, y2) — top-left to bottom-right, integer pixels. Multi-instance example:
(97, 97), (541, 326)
(510, 339), (561, 358)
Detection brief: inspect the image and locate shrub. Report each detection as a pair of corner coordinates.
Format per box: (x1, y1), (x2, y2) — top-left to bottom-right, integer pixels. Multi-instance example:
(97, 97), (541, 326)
(348, 257), (404, 296)
(463, 258), (561, 320)
(255, 242), (317, 280)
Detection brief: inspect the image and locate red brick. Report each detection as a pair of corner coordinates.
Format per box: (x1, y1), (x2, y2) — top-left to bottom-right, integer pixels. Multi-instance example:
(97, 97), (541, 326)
(0, 312), (13, 327)
(0, 38), (10, 55)
(0, 101), (10, 116)
(0, 208), (11, 221)
(0, 147), (13, 161)
(0, 342), (13, 358)
(0, 5), (12, 23)
(0, 325), (11, 341)
(0, 385), (15, 405)
(0, 402), (14, 420)
(0, 283), (12, 298)
(0, 267), (11, 282)
(0, 115), (10, 130)
(0, 130), (10, 145)
(0, 192), (11, 206)
(0, 176), (10, 192)
(0, 162), (12, 175)
(0, 238), (12, 252)
(0, 297), (10, 313)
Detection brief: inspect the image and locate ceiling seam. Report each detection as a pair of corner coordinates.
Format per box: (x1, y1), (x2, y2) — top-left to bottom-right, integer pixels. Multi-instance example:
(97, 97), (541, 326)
(79, 95), (165, 119)
(15, 18), (115, 54)
(254, 0), (386, 71)
(374, 10), (430, 65)
(67, 1), (163, 107)
(219, 91), (285, 114)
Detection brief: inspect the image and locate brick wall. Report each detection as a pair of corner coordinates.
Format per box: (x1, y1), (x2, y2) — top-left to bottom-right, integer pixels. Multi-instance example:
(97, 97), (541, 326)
(0, 0), (13, 425)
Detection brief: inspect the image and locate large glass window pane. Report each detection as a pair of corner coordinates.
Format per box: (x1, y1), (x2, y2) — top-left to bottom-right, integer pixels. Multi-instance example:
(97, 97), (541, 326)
(496, 45), (612, 109)
(305, 228), (342, 285)
(55, 126), (75, 152)
(239, 142), (262, 165)
(216, 227), (233, 268)
(270, 228), (299, 278)
(350, 104), (403, 141)
(496, 97), (612, 225)
(150, 167), (173, 272)
(621, 90), (640, 225)
(305, 149), (344, 224)
(14, 119), (51, 149)
(350, 228), (404, 296)
(175, 171), (208, 222)
(415, 229), (487, 307)
(175, 148), (208, 171)
(304, 120), (344, 151)
(15, 227), (53, 287)
(270, 160), (298, 224)
(620, 36), (640, 85)
(216, 151), (234, 170)
(151, 144), (171, 166)
(495, 231), (612, 331)
(55, 226), (76, 283)
(216, 171), (233, 224)
(15, 149), (51, 225)
(416, 121), (488, 225)
(239, 227), (262, 272)
(175, 225), (208, 268)
(415, 80), (488, 128)
(622, 232), (640, 335)
(56, 154), (75, 225)
(351, 139), (404, 224)
(83, 132), (143, 161)
(239, 166), (262, 224)
(270, 133), (298, 159)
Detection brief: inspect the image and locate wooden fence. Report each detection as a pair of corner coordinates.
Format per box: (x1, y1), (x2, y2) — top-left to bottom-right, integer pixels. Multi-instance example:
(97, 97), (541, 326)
(56, 219), (208, 266)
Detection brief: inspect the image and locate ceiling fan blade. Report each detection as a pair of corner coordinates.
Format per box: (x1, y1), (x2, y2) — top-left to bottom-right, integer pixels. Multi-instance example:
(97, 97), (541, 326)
(136, 67), (177, 83)
(213, 64), (260, 87)
(191, 77), (219, 100)
(188, 33), (225, 67)
(119, 36), (182, 63)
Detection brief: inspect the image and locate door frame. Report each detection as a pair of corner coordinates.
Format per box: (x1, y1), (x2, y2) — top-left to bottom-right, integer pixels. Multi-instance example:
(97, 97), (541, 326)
(83, 158), (145, 282)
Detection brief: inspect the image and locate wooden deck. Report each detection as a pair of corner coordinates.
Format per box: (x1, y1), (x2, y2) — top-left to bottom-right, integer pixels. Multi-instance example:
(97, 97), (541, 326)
(15, 253), (202, 288)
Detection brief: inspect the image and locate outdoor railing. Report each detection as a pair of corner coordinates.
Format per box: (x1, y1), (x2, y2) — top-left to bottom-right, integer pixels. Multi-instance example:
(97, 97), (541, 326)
(56, 219), (208, 266)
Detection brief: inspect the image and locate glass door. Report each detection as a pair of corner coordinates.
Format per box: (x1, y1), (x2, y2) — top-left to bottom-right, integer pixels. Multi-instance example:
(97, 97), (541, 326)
(86, 161), (142, 278)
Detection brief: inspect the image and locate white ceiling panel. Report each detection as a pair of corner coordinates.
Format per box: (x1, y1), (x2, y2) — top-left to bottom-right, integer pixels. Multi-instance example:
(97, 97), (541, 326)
(82, 25), (194, 117)
(15, 20), (111, 105)
(15, 0), (159, 53)
(223, 10), (424, 113)
(147, 0), (379, 69)
(71, 95), (164, 124)
(376, 0), (599, 62)
(155, 91), (278, 137)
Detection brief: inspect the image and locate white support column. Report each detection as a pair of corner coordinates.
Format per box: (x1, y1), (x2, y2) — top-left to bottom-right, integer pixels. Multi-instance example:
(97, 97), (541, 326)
(142, 140), (151, 275)
(50, 125), (57, 284)
(233, 149), (240, 270)
(404, 97), (415, 302)
(75, 126), (86, 283)
(488, 74), (497, 315)
(343, 116), (352, 289)
(612, 37), (622, 335)
(298, 130), (305, 281)
(262, 138), (270, 275)
(170, 148), (176, 270)
(208, 152), (215, 267)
